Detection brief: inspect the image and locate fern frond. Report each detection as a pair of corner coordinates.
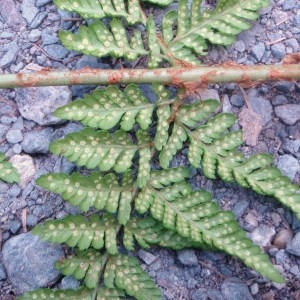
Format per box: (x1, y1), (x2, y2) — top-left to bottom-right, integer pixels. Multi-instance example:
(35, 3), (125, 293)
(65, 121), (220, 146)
(50, 128), (144, 172)
(124, 217), (205, 250)
(161, 0), (269, 64)
(54, 0), (142, 24)
(0, 152), (19, 183)
(32, 214), (118, 254)
(17, 287), (93, 300)
(60, 20), (147, 60)
(135, 170), (284, 283)
(55, 85), (155, 131)
(36, 172), (134, 224)
(144, 0), (173, 5)
(154, 105), (171, 150)
(104, 254), (162, 300)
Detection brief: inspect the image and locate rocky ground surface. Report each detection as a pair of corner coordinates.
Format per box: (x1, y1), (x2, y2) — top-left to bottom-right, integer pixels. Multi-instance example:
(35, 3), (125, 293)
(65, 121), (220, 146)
(0, 0), (300, 299)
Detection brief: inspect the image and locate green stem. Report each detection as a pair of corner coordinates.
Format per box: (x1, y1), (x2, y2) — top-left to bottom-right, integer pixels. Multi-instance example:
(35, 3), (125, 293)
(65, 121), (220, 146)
(1, 64), (299, 89)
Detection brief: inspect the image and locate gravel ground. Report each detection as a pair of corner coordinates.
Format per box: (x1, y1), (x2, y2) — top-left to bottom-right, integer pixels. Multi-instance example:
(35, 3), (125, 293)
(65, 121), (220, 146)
(0, 0), (300, 299)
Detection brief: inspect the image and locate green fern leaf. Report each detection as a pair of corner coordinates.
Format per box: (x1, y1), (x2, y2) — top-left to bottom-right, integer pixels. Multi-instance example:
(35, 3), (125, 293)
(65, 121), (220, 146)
(32, 214), (118, 254)
(54, 0), (142, 24)
(17, 287), (93, 300)
(36, 172), (133, 224)
(124, 217), (205, 250)
(50, 128), (143, 172)
(135, 169), (284, 283)
(0, 152), (19, 183)
(56, 249), (103, 289)
(104, 254), (161, 300)
(54, 84), (174, 132)
(59, 20), (147, 60)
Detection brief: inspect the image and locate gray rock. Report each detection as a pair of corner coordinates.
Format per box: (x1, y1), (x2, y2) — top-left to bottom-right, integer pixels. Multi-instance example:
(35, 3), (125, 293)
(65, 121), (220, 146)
(44, 44), (69, 60)
(199, 89), (220, 101)
(276, 154), (300, 180)
(6, 129), (23, 144)
(271, 95), (288, 106)
(230, 93), (244, 107)
(61, 276), (80, 290)
(272, 10), (289, 24)
(287, 232), (300, 256)
(290, 265), (300, 277)
(275, 81), (295, 93)
(21, 128), (53, 154)
(58, 10), (73, 30)
(2, 233), (64, 295)
(250, 225), (276, 247)
(15, 86), (72, 125)
(28, 29), (41, 42)
(251, 42), (265, 61)
(271, 43), (286, 60)
(294, 14), (300, 26)
(10, 155), (36, 188)
(275, 249), (289, 265)
(0, 41), (19, 68)
(0, 31), (14, 39)
(282, 0), (296, 10)
(248, 91), (273, 126)
(177, 249), (198, 266)
(138, 249), (157, 265)
(285, 38), (299, 52)
(21, 0), (38, 25)
(274, 104), (300, 125)
(0, 0), (26, 30)
(232, 200), (249, 219)
(41, 32), (59, 45)
(36, 0), (52, 6)
(221, 277), (253, 300)
(7, 184), (21, 197)
(0, 124), (9, 142)
(234, 40), (246, 52)
(30, 12), (47, 29)
(0, 263), (6, 281)
(26, 214), (39, 227)
(282, 140), (300, 155)
(9, 219), (21, 234)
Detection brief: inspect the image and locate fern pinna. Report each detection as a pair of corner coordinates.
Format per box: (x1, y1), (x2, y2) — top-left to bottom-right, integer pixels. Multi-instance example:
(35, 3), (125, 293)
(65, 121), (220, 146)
(18, 0), (300, 299)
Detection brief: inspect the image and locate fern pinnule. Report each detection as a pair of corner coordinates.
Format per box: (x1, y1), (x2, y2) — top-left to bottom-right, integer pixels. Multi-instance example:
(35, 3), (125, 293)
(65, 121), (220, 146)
(0, 152), (19, 183)
(104, 255), (162, 300)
